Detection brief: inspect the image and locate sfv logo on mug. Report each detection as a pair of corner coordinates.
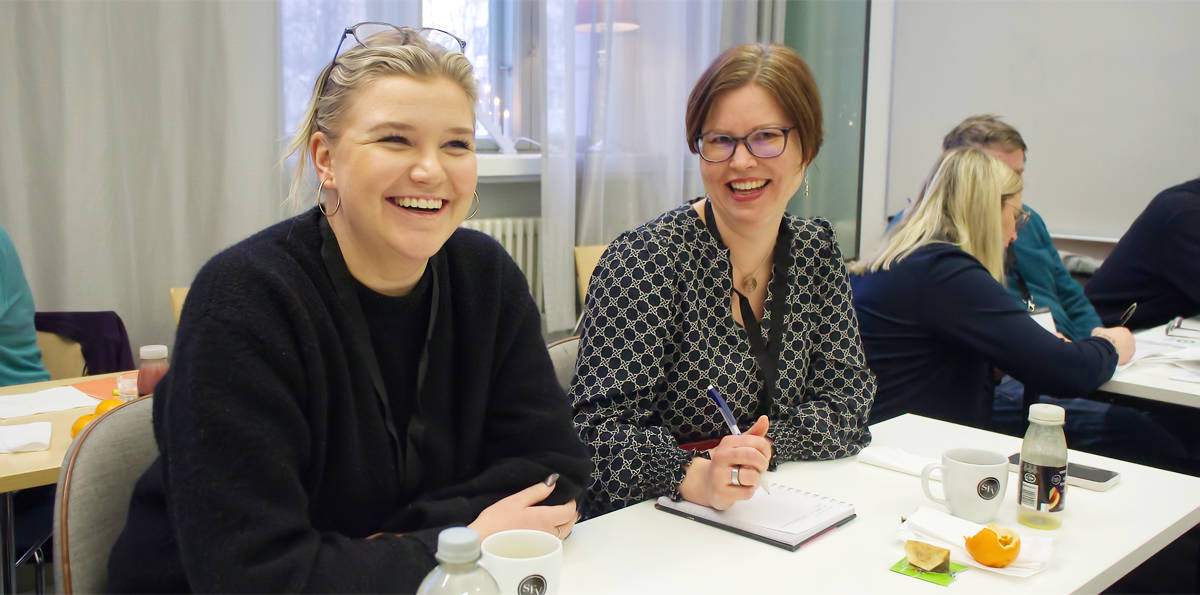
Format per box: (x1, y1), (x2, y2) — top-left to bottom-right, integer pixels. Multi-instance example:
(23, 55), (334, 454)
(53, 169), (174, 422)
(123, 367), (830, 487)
(977, 476), (1001, 500)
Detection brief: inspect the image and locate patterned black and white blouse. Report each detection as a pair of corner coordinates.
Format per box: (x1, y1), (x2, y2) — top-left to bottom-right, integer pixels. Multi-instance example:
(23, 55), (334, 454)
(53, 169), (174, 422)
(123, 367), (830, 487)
(569, 203), (875, 517)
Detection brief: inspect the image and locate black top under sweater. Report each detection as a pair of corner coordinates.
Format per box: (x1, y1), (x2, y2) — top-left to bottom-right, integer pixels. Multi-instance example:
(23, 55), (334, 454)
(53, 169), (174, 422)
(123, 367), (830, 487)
(355, 265), (432, 473)
(107, 208), (590, 593)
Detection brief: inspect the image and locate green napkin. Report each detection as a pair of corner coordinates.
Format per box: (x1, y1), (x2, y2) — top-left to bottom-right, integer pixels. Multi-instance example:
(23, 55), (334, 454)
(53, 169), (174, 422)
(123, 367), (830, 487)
(889, 557), (967, 586)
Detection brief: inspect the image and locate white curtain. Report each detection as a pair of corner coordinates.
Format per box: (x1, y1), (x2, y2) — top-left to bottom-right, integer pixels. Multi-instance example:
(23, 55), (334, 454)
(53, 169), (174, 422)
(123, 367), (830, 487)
(0, 1), (284, 354)
(539, 0), (783, 331)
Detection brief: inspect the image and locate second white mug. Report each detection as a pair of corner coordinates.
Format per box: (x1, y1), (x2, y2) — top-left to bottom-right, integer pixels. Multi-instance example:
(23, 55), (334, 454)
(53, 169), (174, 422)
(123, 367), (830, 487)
(479, 529), (562, 595)
(921, 448), (1009, 524)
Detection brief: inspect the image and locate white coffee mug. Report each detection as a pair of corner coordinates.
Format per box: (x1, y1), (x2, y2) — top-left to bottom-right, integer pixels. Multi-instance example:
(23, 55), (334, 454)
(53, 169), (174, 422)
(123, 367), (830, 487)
(921, 448), (1009, 524)
(479, 529), (562, 595)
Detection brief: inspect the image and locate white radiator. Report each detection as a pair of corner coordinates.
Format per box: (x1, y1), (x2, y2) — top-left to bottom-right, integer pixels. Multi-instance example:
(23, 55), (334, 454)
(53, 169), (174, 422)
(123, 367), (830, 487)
(460, 217), (543, 310)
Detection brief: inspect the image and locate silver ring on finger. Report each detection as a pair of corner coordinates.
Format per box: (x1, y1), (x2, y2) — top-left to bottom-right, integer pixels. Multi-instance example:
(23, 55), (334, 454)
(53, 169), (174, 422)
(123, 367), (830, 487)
(730, 465), (742, 487)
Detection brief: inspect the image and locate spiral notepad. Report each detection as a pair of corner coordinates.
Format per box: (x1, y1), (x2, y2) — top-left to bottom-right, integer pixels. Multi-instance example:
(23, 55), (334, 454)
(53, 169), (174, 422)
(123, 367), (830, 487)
(655, 483), (855, 551)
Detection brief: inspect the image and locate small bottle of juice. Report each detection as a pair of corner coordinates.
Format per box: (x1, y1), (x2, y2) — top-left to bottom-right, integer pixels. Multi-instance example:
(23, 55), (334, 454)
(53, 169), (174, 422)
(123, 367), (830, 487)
(1017, 403), (1067, 529)
(137, 345), (170, 396)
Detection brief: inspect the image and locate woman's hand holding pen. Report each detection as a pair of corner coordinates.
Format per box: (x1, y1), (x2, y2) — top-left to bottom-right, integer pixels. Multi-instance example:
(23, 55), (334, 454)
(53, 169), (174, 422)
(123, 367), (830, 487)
(1092, 326), (1135, 365)
(679, 416), (773, 510)
(469, 474), (578, 541)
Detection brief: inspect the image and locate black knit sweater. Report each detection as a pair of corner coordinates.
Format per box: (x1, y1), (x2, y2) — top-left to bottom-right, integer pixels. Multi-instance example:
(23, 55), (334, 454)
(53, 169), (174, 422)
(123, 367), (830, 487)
(108, 208), (590, 592)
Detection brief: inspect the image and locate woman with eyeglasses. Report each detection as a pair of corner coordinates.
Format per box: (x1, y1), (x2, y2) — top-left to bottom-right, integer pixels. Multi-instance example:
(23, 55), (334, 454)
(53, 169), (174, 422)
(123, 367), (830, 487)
(569, 44), (874, 519)
(107, 24), (589, 592)
(848, 147), (1138, 432)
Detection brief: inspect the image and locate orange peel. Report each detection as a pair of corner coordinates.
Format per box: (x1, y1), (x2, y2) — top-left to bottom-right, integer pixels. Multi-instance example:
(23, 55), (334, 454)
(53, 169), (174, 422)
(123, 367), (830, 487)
(964, 524), (1021, 568)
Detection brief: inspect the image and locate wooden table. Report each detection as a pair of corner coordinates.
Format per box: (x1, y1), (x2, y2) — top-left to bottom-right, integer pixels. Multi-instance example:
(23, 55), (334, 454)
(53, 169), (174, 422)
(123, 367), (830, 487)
(562, 414), (1200, 594)
(0, 373), (122, 594)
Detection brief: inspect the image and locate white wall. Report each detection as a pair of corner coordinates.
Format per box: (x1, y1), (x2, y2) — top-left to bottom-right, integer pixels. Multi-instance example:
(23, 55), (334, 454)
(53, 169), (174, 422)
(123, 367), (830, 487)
(876, 0), (1200, 242)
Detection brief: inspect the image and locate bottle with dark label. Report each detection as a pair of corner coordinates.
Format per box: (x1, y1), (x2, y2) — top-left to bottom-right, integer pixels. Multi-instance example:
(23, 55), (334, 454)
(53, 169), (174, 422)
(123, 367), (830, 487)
(1018, 403), (1067, 529)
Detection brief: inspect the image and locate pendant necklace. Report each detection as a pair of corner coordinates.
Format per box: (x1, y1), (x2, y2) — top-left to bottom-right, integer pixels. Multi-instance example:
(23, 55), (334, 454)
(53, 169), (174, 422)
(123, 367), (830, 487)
(736, 250), (773, 292)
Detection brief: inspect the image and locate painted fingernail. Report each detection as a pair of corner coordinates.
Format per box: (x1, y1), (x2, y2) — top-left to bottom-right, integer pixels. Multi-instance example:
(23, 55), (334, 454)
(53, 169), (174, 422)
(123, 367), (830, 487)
(544, 473), (560, 487)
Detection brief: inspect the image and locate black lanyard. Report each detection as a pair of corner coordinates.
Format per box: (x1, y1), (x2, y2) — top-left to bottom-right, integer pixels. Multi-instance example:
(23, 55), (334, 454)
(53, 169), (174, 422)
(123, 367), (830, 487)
(702, 200), (791, 417)
(1006, 245), (1034, 311)
(320, 217), (438, 495)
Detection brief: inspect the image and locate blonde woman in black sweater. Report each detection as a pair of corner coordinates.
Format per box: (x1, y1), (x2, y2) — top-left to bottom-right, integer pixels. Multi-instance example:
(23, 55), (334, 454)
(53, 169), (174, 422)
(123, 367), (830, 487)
(108, 25), (589, 592)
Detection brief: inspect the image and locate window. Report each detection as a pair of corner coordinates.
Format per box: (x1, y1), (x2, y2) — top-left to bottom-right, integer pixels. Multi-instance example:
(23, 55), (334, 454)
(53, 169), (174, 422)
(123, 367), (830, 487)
(280, 0), (524, 145)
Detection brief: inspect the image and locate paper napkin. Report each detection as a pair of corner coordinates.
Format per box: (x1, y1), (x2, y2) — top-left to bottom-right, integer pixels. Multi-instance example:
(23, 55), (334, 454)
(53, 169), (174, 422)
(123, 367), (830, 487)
(858, 446), (940, 480)
(0, 386), (99, 419)
(897, 506), (1052, 577)
(0, 422), (52, 453)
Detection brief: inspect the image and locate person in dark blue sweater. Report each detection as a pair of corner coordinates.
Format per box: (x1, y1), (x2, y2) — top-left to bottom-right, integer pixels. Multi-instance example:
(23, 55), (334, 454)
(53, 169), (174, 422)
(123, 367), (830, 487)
(886, 115), (1110, 342)
(849, 148), (1134, 432)
(1086, 177), (1200, 330)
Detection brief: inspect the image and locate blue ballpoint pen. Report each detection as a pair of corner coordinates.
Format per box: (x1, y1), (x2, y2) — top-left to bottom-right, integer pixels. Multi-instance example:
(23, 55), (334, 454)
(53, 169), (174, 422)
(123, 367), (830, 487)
(706, 385), (770, 494)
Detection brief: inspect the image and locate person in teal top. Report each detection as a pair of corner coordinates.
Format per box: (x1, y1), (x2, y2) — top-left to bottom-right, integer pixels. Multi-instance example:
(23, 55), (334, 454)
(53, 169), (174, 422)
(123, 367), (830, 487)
(0, 224), (49, 386)
(1005, 206), (1103, 341)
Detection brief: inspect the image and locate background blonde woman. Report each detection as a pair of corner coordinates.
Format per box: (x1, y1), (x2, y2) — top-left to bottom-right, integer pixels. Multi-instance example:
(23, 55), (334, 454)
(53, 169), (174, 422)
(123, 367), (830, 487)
(108, 25), (588, 592)
(849, 147), (1134, 430)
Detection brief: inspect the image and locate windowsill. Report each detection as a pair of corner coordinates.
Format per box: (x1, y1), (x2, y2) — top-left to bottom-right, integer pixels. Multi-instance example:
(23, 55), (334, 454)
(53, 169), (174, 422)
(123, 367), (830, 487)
(478, 152), (541, 182)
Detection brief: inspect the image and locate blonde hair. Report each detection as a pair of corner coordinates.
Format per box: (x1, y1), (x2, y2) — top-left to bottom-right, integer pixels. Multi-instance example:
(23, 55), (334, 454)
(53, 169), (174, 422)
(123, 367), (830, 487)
(849, 147), (1023, 282)
(282, 28), (477, 210)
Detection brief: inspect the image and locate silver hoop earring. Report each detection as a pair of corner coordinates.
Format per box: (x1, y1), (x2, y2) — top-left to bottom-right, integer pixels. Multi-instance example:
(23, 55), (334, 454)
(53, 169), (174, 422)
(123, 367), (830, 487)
(465, 191), (480, 220)
(316, 178), (341, 216)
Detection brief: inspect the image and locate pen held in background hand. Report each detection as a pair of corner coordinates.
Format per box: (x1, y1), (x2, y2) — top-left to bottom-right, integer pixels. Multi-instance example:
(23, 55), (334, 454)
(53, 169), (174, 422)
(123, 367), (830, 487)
(1118, 302), (1138, 327)
(706, 385), (770, 495)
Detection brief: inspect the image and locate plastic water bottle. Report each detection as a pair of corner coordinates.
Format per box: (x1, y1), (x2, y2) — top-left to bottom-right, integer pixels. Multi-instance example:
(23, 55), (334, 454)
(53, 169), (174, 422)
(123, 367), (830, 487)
(1017, 403), (1067, 530)
(416, 527), (500, 595)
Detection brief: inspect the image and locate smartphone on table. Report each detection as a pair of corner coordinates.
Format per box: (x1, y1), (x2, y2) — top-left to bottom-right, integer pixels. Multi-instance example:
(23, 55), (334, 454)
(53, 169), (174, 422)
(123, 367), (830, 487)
(1008, 453), (1120, 491)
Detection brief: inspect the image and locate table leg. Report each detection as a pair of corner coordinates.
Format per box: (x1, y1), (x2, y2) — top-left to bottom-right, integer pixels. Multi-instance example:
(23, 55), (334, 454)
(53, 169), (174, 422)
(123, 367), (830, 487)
(2, 491), (14, 594)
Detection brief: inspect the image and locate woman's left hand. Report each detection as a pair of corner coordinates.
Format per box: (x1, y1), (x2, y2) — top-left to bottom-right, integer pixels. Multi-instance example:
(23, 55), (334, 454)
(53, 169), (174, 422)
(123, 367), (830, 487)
(468, 478), (579, 541)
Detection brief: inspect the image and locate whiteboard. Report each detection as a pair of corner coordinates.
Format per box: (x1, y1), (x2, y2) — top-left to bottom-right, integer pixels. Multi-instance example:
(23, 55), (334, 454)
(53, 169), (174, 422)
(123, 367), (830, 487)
(884, 0), (1200, 241)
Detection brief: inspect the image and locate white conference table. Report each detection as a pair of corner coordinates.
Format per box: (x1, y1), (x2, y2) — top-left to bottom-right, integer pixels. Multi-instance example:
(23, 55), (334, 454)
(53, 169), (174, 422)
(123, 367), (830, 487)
(1099, 322), (1200, 408)
(563, 414), (1200, 594)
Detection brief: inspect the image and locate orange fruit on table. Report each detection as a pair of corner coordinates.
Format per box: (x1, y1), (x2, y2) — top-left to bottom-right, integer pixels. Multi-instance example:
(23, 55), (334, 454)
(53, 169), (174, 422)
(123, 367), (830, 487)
(94, 398), (123, 416)
(964, 524), (1021, 568)
(70, 413), (97, 438)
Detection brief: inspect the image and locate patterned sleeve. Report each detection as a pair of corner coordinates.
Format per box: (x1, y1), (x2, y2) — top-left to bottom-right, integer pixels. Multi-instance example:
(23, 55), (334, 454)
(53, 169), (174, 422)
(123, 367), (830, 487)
(769, 220), (875, 462)
(568, 231), (695, 518)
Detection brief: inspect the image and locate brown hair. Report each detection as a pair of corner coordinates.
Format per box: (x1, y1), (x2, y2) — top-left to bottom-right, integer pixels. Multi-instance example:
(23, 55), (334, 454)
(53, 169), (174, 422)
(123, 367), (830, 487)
(942, 114), (1027, 154)
(685, 44), (823, 166)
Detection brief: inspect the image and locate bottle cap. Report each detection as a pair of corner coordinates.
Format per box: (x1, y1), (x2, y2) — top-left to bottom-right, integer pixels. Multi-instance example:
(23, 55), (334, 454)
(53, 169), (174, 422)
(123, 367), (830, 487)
(1028, 403), (1065, 424)
(140, 345), (168, 360)
(435, 527), (481, 564)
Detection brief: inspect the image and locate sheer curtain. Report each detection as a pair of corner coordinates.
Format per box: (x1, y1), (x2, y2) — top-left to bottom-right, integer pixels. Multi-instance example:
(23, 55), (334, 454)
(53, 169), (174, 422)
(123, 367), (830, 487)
(0, 1), (284, 353)
(280, 0), (420, 140)
(540, 0), (783, 330)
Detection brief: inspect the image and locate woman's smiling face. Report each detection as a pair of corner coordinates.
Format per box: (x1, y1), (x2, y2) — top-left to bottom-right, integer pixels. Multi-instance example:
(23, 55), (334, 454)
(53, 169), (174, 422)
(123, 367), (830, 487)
(314, 74), (477, 290)
(699, 84), (806, 232)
